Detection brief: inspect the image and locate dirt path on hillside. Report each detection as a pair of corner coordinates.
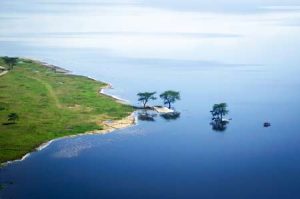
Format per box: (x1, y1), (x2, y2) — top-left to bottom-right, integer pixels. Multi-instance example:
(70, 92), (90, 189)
(29, 76), (62, 108)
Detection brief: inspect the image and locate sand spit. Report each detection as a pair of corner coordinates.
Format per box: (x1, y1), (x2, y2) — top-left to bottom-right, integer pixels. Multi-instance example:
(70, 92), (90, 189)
(153, 106), (174, 113)
(95, 114), (136, 134)
(100, 85), (130, 104)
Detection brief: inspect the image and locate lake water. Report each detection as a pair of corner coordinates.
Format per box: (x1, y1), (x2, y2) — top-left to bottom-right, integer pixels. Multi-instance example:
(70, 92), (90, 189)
(1, 0), (300, 198)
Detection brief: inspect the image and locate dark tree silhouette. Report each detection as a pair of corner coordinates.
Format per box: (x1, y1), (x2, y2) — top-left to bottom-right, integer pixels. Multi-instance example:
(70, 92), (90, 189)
(138, 110), (157, 122)
(8, 113), (19, 124)
(160, 112), (181, 121)
(210, 103), (229, 121)
(137, 92), (157, 108)
(210, 103), (230, 132)
(159, 90), (180, 109)
(3, 57), (18, 70)
(210, 120), (228, 132)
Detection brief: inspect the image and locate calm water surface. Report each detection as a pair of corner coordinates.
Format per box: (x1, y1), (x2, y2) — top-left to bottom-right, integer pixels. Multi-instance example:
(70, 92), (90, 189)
(1, 0), (300, 198)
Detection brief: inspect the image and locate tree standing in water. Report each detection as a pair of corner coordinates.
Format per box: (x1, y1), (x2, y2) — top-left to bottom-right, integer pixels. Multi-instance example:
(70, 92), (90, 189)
(137, 92), (157, 108)
(210, 103), (229, 132)
(160, 90), (180, 109)
(210, 103), (229, 121)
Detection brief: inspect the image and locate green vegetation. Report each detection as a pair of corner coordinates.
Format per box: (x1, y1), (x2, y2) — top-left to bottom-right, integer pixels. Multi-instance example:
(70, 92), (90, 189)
(137, 92), (157, 108)
(210, 103), (229, 121)
(210, 103), (230, 132)
(136, 90), (181, 109)
(2, 56), (18, 70)
(7, 113), (19, 124)
(159, 90), (181, 109)
(0, 57), (133, 163)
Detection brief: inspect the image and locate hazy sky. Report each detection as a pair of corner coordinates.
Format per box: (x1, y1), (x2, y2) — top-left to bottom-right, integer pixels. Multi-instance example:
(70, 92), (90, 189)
(2, 0), (300, 12)
(0, 0), (299, 65)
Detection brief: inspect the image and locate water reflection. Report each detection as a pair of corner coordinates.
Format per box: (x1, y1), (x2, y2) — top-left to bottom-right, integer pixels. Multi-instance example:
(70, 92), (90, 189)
(160, 112), (181, 121)
(138, 110), (157, 122)
(137, 110), (181, 122)
(210, 120), (229, 132)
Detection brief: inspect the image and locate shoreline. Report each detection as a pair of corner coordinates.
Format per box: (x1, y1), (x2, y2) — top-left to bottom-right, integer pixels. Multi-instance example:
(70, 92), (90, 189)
(1, 59), (137, 167)
(99, 84), (130, 104)
(2, 113), (137, 167)
(27, 57), (130, 104)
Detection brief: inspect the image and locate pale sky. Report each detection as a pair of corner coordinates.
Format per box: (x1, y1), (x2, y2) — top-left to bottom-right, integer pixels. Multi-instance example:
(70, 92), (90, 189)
(0, 0), (300, 65)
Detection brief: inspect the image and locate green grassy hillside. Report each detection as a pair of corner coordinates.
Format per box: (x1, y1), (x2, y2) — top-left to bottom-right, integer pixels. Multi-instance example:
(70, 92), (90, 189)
(0, 57), (133, 163)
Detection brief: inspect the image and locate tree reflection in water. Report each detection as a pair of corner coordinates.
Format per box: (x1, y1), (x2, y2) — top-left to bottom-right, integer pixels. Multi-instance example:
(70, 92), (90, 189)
(210, 120), (229, 132)
(160, 112), (181, 121)
(138, 110), (157, 122)
(138, 110), (181, 122)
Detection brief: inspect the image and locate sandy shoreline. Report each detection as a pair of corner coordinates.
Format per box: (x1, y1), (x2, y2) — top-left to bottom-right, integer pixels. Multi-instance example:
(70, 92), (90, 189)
(2, 116), (136, 166)
(2, 92), (137, 167)
(1, 59), (137, 167)
(99, 84), (130, 104)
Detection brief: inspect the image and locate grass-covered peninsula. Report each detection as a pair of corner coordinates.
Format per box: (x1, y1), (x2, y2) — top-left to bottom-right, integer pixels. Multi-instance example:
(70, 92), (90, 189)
(0, 57), (134, 164)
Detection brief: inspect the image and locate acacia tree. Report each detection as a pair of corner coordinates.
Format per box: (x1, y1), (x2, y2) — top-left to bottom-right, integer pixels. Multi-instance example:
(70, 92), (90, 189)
(3, 57), (18, 70)
(137, 92), (157, 108)
(159, 90), (180, 109)
(8, 113), (19, 124)
(210, 103), (229, 121)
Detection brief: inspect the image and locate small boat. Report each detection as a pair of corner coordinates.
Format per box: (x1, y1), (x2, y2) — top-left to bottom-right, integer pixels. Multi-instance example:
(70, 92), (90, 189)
(264, 122), (271, 127)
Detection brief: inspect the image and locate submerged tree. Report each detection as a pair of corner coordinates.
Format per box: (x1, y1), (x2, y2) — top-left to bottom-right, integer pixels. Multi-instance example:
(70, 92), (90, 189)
(210, 103), (230, 132)
(137, 92), (157, 108)
(159, 90), (180, 109)
(3, 57), (18, 70)
(210, 103), (229, 121)
(7, 113), (19, 124)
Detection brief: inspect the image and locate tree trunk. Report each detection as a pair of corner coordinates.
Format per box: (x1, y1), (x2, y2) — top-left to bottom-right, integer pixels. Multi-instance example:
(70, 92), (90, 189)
(168, 102), (171, 109)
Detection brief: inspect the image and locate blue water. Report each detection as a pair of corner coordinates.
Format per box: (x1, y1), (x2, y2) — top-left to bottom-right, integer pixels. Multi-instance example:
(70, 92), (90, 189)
(1, 0), (300, 198)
